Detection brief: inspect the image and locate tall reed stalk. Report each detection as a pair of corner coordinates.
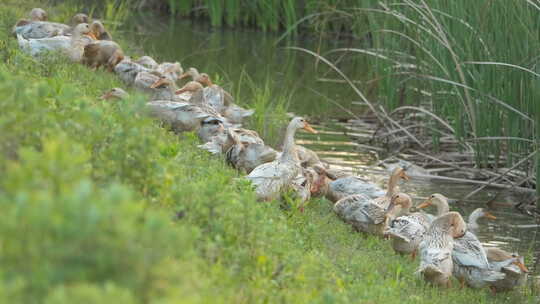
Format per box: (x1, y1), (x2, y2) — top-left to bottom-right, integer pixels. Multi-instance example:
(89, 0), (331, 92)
(288, 1), (538, 194)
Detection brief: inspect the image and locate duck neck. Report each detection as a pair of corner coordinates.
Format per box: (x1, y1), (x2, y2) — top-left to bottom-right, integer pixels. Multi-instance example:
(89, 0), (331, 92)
(468, 209), (482, 228)
(385, 172), (400, 197)
(436, 200), (449, 216)
(280, 124), (299, 163)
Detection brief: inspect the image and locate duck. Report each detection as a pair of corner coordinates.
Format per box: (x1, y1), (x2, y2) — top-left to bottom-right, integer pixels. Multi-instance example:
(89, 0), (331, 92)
(224, 128), (278, 173)
(451, 214), (506, 289)
(150, 76), (190, 102)
(334, 190), (412, 237)
(16, 23), (94, 58)
(415, 193), (450, 222)
(114, 58), (152, 85)
(197, 117), (225, 143)
(83, 40), (124, 71)
(309, 164), (331, 198)
(180, 69), (252, 121)
(175, 81), (205, 101)
(295, 145), (322, 167)
(156, 62), (183, 83)
(326, 167), (408, 205)
(198, 126), (267, 154)
(246, 117), (317, 201)
(71, 13), (90, 26)
(135, 56), (159, 70)
(467, 208), (496, 234)
(29, 8), (48, 21)
(67, 23), (96, 62)
(384, 193), (430, 259)
(13, 11), (88, 39)
(222, 103), (255, 125)
(291, 166), (326, 212)
(417, 211), (467, 287)
(134, 71), (162, 94)
(486, 247), (529, 292)
(145, 100), (215, 133)
(100, 88), (128, 100)
(89, 20), (112, 41)
(326, 174), (385, 203)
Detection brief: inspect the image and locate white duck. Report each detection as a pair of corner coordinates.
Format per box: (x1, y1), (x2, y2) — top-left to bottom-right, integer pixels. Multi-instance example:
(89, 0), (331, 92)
(16, 23), (94, 58)
(417, 211), (467, 287)
(13, 9), (76, 39)
(246, 117), (317, 201)
(466, 208), (496, 234)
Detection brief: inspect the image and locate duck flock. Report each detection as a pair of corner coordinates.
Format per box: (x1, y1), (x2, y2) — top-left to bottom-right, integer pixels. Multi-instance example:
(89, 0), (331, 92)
(14, 8), (531, 293)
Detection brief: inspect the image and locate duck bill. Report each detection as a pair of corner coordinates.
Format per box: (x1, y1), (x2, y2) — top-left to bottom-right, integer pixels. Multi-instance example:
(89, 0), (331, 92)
(87, 32), (97, 40)
(178, 72), (189, 80)
(303, 123), (317, 134)
(416, 200), (431, 209)
(175, 88), (187, 95)
(400, 171), (410, 181)
(453, 230), (466, 238)
(100, 91), (113, 100)
(484, 212), (497, 220)
(150, 78), (167, 89)
(514, 261), (529, 273)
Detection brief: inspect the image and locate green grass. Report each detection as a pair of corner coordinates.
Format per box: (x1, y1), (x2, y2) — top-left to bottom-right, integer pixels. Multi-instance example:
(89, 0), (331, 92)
(1, 1), (538, 303)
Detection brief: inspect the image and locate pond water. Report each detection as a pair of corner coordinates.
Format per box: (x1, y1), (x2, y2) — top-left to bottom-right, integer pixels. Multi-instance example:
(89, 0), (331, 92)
(124, 16), (539, 272)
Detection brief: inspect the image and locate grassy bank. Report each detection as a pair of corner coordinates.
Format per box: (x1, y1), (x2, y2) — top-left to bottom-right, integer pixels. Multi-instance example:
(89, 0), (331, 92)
(1, 2), (538, 304)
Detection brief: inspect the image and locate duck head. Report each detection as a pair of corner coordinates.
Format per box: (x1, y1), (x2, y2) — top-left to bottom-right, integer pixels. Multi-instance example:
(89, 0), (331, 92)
(150, 76), (172, 89)
(175, 81), (203, 94)
(179, 67), (200, 80)
(100, 88), (128, 100)
(29, 8), (47, 21)
(90, 20), (106, 38)
(73, 23), (96, 39)
(290, 117), (317, 134)
(196, 73), (213, 87)
(72, 13), (89, 25)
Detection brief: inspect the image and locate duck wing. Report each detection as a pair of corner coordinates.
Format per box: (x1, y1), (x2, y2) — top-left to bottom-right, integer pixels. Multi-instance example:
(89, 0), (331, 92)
(452, 232), (490, 269)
